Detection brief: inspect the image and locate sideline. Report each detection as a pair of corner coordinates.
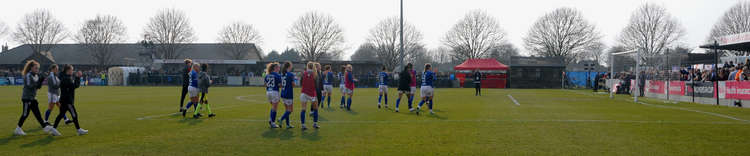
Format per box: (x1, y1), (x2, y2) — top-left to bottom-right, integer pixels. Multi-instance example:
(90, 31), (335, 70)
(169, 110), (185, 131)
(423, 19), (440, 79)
(564, 89), (750, 123)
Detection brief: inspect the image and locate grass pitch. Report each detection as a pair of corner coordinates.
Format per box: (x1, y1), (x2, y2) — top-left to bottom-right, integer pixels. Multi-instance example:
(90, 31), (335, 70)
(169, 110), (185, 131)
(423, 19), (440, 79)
(0, 86), (749, 155)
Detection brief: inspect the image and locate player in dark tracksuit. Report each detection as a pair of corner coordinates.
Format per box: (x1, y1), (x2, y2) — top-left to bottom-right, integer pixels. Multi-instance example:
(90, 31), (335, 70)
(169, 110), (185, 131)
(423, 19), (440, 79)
(310, 63), (323, 116)
(315, 63), (323, 109)
(395, 63), (413, 112)
(473, 70), (481, 96)
(49, 64), (88, 136)
(179, 59), (193, 113)
(15, 60), (54, 136)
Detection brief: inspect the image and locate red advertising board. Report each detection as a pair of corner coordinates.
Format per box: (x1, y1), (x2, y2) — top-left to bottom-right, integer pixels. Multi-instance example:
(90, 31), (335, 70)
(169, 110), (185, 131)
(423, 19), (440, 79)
(647, 80), (665, 94)
(723, 81), (750, 100)
(668, 81), (685, 95)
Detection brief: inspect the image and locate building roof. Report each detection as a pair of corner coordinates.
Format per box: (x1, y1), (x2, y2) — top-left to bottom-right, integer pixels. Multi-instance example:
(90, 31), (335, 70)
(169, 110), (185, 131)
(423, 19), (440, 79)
(454, 58), (509, 71)
(701, 32), (750, 51)
(0, 43), (262, 65)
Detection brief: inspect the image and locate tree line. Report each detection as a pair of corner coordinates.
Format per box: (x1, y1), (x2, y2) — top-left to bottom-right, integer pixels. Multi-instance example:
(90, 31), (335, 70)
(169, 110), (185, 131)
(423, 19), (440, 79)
(0, 2), (749, 70)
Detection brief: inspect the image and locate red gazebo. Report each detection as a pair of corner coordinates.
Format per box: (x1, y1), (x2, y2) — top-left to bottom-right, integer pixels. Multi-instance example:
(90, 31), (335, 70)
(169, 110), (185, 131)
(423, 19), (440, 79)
(453, 59), (509, 88)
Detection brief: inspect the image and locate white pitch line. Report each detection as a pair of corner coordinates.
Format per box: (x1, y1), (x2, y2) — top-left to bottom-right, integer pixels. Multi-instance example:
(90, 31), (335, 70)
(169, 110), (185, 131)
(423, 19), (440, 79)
(636, 102), (750, 123)
(136, 95), (265, 120)
(136, 104), (246, 120)
(137, 118), (750, 125)
(507, 94), (520, 106)
(564, 89), (750, 123)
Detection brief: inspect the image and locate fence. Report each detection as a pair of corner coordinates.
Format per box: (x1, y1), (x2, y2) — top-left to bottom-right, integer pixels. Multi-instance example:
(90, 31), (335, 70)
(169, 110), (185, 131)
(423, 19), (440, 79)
(614, 79), (750, 108)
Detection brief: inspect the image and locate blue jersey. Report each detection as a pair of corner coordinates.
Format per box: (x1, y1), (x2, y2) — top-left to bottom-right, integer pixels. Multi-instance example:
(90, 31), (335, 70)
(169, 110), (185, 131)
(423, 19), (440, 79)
(421, 71), (434, 87)
(323, 72), (333, 85)
(281, 72), (295, 99)
(379, 72), (388, 85)
(264, 72), (281, 91)
(189, 70), (199, 87)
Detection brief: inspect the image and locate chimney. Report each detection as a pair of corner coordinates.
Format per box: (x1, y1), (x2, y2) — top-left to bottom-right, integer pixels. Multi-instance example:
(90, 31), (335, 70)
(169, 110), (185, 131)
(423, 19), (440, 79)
(1, 43), (7, 52)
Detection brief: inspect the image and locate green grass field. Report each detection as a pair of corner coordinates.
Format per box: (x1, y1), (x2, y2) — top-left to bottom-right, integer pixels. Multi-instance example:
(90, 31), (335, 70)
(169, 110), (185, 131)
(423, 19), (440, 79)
(0, 86), (749, 155)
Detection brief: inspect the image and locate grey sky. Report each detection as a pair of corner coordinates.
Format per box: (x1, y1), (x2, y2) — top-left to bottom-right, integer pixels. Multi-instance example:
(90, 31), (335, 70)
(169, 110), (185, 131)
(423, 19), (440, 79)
(0, 0), (741, 59)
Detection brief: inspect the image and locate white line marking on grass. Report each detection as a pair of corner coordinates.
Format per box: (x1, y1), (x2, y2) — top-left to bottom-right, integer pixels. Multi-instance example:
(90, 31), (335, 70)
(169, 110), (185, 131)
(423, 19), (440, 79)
(564, 89), (750, 123)
(136, 95), (265, 120)
(507, 94), (520, 106)
(636, 102), (750, 123)
(234, 95), (265, 103)
(139, 118), (750, 125)
(136, 104), (246, 120)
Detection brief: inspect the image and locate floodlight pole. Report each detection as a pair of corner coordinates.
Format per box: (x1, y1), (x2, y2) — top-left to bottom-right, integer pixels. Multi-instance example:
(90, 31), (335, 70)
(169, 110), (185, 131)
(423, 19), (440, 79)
(399, 0), (404, 68)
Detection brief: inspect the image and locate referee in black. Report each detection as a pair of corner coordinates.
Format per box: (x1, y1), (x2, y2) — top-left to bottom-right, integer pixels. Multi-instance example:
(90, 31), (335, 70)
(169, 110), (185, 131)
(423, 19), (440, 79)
(179, 59), (193, 113)
(473, 69), (482, 96)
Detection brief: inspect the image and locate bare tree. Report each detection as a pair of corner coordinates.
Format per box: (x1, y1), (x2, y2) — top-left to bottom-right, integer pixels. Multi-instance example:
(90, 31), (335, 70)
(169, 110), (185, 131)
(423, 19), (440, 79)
(265, 50), (281, 61)
(0, 20), (8, 40)
(429, 46), (453, 64)
(217, 21), (263, 60)
(367, 16), (423, 70)
(12, 9), (67, 54)
(408, 45), (432, 71)
(288, 11), (345, 61)
(143, 8), (196, 59)
(524, 7), (602, 65)
(617, 3), (685, 64)
(351, 43), (378, 61)
(579, 41), (606, 65)
(279, 48), (302, 62)
(442, 10), (507, 60)
(489, 43), (520, 64)
(74, 14), (127, 67)
(709, 1), (750, 56)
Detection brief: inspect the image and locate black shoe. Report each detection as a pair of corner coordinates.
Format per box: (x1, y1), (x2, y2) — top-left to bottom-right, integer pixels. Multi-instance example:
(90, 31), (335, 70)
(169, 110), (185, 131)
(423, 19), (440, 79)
(182, 109), (187, 117)
(208, 114), (216, 118)
(193, 114), (200, 119)
(64, 120), (73, 125)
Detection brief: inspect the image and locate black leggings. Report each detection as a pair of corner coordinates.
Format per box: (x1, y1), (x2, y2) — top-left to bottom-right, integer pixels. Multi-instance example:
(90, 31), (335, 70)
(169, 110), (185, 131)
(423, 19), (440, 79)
(53, 102), (80, 129)
(18, 99), (47, 128)
(475, 83), (481, 96)
(200, 92), (206, 104)
(180, 86), (188, 108)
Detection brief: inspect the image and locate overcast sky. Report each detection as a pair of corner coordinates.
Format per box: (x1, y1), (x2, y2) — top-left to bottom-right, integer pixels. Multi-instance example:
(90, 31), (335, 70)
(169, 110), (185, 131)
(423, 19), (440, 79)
(0, 0), (741, 59)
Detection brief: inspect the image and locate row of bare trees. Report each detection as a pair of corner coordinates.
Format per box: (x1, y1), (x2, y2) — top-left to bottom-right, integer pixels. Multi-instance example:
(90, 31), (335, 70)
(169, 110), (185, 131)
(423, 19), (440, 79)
(4, 2), (749, 70)
(2, 8), (264, 68)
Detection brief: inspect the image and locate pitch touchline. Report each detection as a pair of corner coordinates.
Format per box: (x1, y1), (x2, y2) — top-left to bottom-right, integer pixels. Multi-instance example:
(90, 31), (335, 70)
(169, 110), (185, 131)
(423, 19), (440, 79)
(564, 89), (750, 123)
(507, 94), (520, 106)
(636, 102), (750, 122)
(137, 118), (750, 125)
(136, 95), (264, 120)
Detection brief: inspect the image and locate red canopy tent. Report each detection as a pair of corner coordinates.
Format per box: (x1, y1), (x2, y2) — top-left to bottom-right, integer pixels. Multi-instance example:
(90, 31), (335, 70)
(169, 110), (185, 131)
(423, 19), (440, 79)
(454, 59), (509, 88)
